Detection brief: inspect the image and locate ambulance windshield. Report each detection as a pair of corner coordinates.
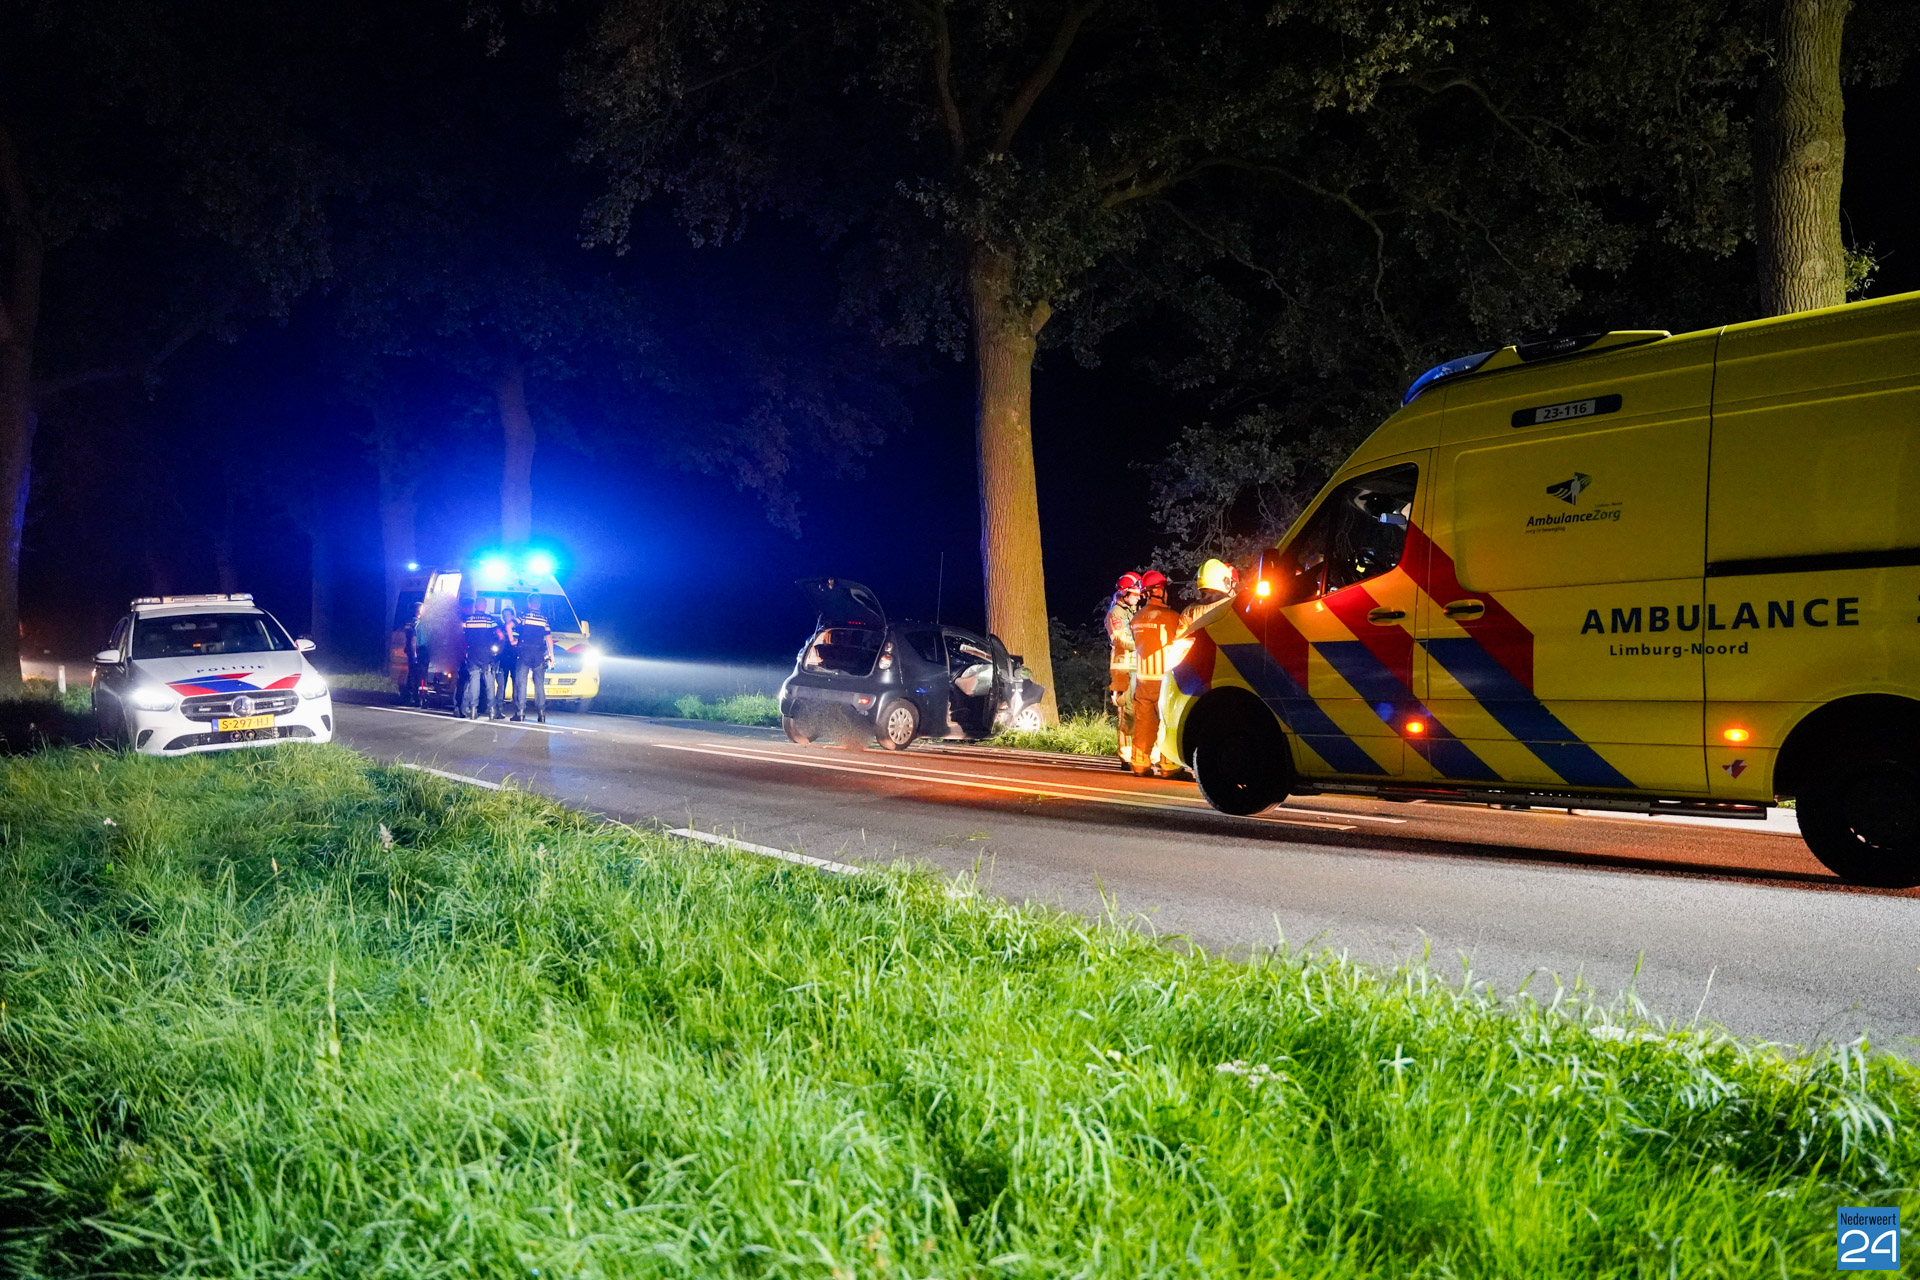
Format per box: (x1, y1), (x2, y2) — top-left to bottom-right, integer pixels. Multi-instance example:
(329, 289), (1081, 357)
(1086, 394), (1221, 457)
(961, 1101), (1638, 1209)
(1279, 463), (1418, 600)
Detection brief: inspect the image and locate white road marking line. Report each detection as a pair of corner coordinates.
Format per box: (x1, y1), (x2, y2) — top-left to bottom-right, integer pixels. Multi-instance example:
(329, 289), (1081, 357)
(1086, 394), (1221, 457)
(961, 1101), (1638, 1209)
(668, 827), (862, 875)
(398, 762), (504, 790)
(666, 739), (1401, 826)
(370, 704), (595, 734)
(650, 741), (1356, 830)
(684, 737), (1407, 826)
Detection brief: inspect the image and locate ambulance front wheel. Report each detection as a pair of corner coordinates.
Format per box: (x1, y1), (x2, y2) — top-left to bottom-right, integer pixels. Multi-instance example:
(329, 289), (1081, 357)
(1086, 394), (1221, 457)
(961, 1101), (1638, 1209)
(1798, 753), (1920, 888)
(1189, 694), (1292, 817)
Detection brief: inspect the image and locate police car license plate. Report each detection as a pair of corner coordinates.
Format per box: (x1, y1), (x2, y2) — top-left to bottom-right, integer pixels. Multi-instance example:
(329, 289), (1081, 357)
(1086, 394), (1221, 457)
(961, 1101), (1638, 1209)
(218, 714), (274, 732)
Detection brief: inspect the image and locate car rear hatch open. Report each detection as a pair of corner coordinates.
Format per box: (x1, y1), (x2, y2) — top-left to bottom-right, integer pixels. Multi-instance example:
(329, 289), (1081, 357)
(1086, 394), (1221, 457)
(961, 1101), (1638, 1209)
(796, 578), (886, 629)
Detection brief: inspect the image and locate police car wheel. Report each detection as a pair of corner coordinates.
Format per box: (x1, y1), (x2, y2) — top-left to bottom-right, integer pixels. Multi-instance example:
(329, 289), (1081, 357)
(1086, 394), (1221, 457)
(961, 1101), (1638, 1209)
(876, 701), (918, 751)
(1799, 755), (1920, 888)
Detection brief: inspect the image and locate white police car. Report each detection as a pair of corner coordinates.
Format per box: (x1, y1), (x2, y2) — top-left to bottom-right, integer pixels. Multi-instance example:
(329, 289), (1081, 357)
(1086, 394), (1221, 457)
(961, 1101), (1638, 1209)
(92, 595), (334, 755)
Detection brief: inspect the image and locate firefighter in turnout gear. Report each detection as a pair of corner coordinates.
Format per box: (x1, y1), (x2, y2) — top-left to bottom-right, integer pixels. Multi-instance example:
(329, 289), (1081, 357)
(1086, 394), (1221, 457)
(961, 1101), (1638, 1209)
(458, 596), (505, 719)
(1105, 572), (1144, 761)
(1180, 559), (1239, 635)
(1127, 571), (1180, 776)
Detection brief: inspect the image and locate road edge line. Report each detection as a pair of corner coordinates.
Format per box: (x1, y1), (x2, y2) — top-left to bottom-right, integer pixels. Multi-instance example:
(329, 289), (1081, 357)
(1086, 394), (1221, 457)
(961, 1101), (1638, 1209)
(668, 827), (862, 876)
(397, 762), (505, 791)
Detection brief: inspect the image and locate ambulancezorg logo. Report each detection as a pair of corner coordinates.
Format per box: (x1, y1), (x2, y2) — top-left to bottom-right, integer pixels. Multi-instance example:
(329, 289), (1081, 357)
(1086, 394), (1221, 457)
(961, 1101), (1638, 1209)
(1526, 470), (1621, 532)
(1547, 472), (1593, 504)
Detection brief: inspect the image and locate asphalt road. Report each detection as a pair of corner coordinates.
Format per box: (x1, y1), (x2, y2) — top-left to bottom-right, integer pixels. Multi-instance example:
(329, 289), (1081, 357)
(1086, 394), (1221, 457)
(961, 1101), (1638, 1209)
(332, 695), (1919, 1053)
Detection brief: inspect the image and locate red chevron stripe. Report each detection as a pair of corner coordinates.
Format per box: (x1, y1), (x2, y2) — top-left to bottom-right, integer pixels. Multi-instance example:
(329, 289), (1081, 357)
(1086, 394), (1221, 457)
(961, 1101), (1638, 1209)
(1262, 604), (1312, 690)
(1403, 524), (1534, 691)
(1322, 582), (1417, 692)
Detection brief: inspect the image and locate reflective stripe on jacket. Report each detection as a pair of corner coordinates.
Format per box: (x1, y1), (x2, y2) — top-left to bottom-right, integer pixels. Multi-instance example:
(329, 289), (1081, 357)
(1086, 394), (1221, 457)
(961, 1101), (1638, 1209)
(1105, 598), (1139, 671)
(1130, 600), (1181, 681)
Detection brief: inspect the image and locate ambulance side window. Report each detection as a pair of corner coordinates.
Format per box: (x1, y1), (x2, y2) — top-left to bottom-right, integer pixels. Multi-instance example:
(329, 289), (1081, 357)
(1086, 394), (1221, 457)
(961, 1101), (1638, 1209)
(1278, 463), (1418, 602)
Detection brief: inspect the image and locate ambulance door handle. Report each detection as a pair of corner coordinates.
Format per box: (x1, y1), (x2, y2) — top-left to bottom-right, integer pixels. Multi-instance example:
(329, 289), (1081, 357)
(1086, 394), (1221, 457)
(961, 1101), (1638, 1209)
(1366, 608), (1406, 625)
(1444, 599), (1486, 619)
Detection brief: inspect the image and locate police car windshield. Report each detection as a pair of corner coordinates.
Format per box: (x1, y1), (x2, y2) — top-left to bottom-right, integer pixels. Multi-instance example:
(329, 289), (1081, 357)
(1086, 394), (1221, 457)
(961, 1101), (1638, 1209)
(477, 593), (579, 631)
(132, 612), (295, 659)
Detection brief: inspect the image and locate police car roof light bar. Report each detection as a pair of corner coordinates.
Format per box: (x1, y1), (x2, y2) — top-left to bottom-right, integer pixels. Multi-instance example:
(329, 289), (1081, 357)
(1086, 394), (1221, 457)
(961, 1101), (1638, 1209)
(131, 593), (254, 606)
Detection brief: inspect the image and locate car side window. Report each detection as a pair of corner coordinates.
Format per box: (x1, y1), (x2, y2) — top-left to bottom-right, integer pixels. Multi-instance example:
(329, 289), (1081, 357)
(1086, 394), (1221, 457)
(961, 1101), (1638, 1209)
(901, 629), (944, 665)
(1274, 463), (1419, 602)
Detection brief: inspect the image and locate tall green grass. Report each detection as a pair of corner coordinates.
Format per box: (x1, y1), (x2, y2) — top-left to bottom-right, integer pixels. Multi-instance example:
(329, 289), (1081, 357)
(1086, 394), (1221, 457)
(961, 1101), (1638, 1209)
(0, 745), (1914, 1277)
(986, 710), (1119, 756)
(670, 692), (782, 726)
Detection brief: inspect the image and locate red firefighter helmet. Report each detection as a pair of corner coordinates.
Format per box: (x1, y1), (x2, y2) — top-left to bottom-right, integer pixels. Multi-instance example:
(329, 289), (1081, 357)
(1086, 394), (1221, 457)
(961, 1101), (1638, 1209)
(1140, 569), (1169, 595)
(1116, 571), (1144, 593)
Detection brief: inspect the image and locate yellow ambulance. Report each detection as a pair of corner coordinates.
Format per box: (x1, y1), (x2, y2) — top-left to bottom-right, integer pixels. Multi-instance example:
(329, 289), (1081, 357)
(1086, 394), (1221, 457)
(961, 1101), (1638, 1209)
(1164, 291), (1920, 887)
(387, 559), (601, 709)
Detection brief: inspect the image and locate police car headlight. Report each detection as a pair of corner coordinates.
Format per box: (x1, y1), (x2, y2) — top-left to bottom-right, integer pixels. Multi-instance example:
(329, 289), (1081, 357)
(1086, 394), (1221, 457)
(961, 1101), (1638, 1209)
(296, 672), (330, 700)
(129, 686), (179, 713)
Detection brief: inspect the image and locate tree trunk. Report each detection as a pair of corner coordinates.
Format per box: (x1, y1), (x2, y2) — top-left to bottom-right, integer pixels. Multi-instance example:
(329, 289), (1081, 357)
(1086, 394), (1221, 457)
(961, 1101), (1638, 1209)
(212, 491), (240, 594)
(307, 520), (334, 651)
(374, 441), (417, 638)
(1754, 0), (1851, 316)
(0, 125), (41, 695)
(968, 252), (1058, 724)
(0, 340), (31, 694)
(496, 357), (535, 547)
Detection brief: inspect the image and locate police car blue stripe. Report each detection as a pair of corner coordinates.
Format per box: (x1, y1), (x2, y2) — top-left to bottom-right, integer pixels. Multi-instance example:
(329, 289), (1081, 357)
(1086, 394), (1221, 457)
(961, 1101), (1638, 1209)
(1313, 641), (1502, 783)
(1423, 637), (1636, 789)
(1217, 642), (1386, 776)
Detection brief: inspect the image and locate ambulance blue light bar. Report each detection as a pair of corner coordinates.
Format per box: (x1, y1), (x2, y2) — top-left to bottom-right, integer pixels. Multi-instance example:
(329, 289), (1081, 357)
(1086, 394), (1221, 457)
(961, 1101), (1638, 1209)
(1402, 351), (1495, 406)
(1402, 330), (1671, 406)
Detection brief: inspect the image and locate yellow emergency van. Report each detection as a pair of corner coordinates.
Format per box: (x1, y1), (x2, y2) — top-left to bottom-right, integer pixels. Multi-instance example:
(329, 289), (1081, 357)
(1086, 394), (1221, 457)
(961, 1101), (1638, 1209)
(387, 561), (601, 709)
(1164, 291), (1920, 887)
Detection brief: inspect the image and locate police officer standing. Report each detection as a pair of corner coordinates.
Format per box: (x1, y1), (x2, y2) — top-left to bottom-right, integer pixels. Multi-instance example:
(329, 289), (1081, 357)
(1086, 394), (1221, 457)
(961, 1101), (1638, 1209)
(512, 592), (554, 723)
(458, 595), (504, 719)
(1105, 572), (1143, 762)
(1127, 570), (1180, 777)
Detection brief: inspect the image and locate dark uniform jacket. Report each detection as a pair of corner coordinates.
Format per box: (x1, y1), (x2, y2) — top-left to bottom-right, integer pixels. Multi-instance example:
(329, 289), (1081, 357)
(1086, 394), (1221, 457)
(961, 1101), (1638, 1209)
(461, 609), (504, 666)
(516, 610), (552, 667)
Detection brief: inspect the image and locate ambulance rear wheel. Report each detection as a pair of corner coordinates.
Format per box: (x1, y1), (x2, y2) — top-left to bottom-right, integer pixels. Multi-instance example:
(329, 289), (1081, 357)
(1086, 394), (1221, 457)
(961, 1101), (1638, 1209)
(1190, 698), (1291, 817)
(1798, 753), (1920, 888)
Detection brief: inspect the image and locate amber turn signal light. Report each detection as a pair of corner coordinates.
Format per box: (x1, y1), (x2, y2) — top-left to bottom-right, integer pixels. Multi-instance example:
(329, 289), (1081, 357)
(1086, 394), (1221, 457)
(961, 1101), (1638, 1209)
(1405, 719), (1427, 736)
(1255, 580), (1273, 598)
(1722, 727), (1750, 743)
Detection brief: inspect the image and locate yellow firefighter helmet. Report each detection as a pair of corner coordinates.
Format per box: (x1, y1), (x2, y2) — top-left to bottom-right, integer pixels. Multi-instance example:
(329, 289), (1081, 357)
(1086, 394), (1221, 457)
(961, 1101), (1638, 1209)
(1197, 557), (1238, 596)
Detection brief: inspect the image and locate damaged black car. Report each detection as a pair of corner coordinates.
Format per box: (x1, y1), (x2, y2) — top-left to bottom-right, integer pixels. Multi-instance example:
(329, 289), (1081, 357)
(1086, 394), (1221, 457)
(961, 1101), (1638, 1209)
(779, 578), (1046, 749)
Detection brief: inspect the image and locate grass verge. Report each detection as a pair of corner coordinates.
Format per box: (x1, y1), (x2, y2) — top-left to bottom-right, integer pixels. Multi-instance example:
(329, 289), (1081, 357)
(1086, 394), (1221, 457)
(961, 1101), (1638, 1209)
(986, 709), (1119, 756)
(0, 680), (97, 754)
(1, 744), (1914, 1277)
(670, 692), (782, 726)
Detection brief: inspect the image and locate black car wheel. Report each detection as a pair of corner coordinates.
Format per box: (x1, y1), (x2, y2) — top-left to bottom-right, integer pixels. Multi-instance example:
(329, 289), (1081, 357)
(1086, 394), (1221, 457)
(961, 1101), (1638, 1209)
(1189, 697), (1291, 817)
(876, 700), (919, 751)
(1799, 751), (1920, 887)
(782, 713), (814, 745)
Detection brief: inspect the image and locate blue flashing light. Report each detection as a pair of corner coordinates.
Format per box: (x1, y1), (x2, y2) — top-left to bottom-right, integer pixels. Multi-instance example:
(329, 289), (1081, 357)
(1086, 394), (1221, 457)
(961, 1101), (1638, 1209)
(477, 556), (512, 587)
(1402, 350), (1495, 406)
(524, 550), (557, 578)
(406, 561), (419, 572)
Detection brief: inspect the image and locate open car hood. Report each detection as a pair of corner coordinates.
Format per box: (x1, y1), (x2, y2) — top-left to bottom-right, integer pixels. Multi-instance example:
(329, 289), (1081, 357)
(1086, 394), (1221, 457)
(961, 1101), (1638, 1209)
(795, 578), (886, 629)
